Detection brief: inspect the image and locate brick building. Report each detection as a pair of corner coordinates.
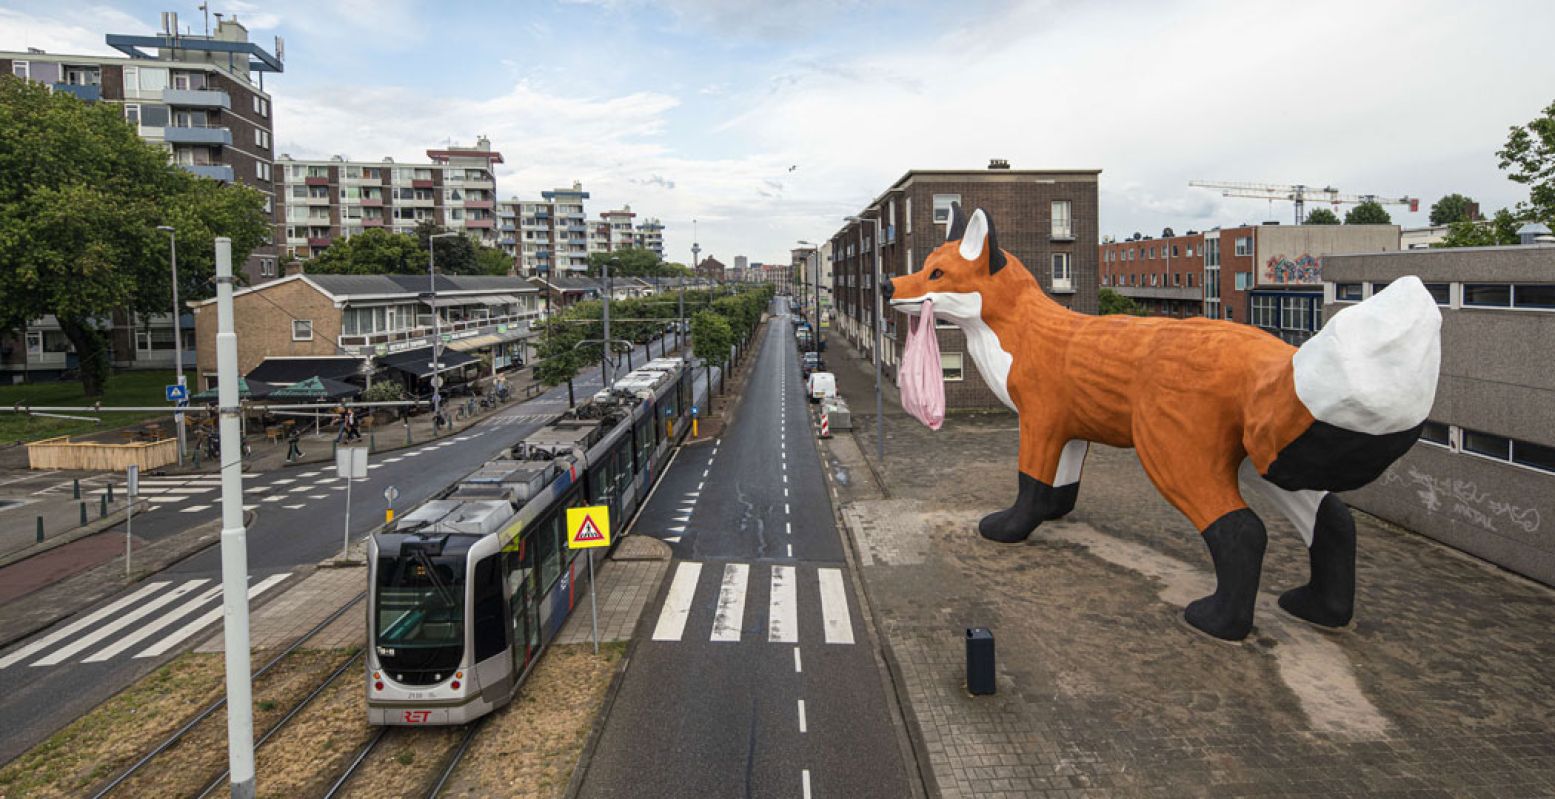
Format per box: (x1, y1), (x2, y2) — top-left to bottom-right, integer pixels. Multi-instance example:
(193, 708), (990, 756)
(830, 162), (1100, 410)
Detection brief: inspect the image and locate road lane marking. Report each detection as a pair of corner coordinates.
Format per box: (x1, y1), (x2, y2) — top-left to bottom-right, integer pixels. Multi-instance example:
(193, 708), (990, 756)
(818, 568), (855, 645)
(710, 563), (749, 642)
(786, 544), (792, 557)
(283, 504), (306, 510)
(652, 562), (703, 641)
(769, 566), (797, 643)
(136, 573), (289, 658)
(797, 699), (807, 733)
(785, 503), (790, 514)
(179, 504), (212, 513)
(271, 478), (296, 485)
(803, 770), (811, 799)
(82, 583), (225, 662)
(697, 481), (704, 491)
(33, 580), (209, 666)
(794, 646), (802, 673)
(309, 494), (329, 499)
(0, 582), (170, 669)
(299, 471), (320, 477)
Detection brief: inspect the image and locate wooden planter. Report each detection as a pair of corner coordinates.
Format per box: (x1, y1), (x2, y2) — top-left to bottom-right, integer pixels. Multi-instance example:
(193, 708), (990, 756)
(26, 436), (178, 471)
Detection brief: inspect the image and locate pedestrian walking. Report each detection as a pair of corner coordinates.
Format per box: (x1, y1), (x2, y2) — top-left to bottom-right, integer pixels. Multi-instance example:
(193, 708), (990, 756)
(334, 405), (350, 443)
(346, 407), (363, 442)
(285, 425), (305, 463)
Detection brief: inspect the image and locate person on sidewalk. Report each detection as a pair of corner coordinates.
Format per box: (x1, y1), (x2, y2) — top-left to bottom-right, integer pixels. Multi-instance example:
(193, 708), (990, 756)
(345, 408), (363, 442)
(333, 406), (352, 444)
(285, 425), (305, 463)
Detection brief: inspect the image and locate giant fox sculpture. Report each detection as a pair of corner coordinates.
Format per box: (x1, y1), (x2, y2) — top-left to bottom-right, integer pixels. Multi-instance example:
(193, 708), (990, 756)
(885, 205), (1440, 641)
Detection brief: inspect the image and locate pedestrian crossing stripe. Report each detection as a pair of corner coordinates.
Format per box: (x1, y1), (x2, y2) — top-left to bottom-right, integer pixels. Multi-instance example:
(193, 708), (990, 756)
(566, 505), (611, 548)
(649, 562), (856, 645)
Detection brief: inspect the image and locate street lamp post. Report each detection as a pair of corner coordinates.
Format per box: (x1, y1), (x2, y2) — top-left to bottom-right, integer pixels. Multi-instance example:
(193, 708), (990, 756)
(428, 232), (458, 430)
(846, 215), (886, 463)
(157, 225), (187, 466)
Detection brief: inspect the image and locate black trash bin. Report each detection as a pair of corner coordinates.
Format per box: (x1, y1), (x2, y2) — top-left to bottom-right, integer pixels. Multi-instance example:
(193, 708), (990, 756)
(966, 627), (995, 695)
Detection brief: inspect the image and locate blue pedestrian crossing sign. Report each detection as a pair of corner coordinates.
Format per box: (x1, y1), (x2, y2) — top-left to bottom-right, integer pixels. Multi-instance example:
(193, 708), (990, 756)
(165, 384), (188, 402)
(691, 405), (699, 417)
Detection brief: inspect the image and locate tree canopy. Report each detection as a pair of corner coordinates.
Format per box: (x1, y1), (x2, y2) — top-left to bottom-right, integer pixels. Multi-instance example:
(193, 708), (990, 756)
(0, 76), (269, 395)
(1304, 207), (1341, 225)
(1344, 201), (1392, 225)
(586, 247), (687, 278)
(1497, 98), (1555, 224)
(306, 225), (511, 276)
(1429, 193), (1478, 225)
(1097, 288), (1145, 316)
(1436, 207), (1524, 248)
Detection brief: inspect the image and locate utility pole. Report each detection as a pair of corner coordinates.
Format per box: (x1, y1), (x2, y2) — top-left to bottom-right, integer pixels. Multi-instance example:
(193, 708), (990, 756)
(158, 226), (186, 465)
(602, 257), (614, 387)
(213, 238), (256, 799)
(428, 232), (456, 429)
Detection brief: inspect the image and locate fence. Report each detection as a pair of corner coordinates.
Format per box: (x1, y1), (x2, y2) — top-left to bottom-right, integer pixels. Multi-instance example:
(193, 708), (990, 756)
(25, 436), (178, 471)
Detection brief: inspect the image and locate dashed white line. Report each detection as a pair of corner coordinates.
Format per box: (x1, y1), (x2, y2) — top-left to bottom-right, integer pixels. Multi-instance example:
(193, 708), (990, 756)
(785, 522), (792, 535)
(697, 481), (704, 491)
(785, 503), (790, 514)
(179, 504), (211, 513)
(797, 699), (807, 733)
(802, 770), (811, 799)
(786, 543), (793, 557)
(309, 494), (328, 499)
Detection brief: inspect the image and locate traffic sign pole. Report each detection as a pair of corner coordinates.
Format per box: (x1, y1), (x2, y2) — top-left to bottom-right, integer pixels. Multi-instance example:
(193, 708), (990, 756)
(125, 465), (138, 577)
(566, 506), (613, 656)
(587, 550), (598, 655)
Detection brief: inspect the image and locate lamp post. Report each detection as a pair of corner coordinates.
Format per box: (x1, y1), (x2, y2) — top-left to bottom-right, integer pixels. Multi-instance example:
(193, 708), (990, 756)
(157, 225), (187, 465)
(602, 257), (618, 387)
(428, 232), (458, 428)
(847, 215), (886, 463)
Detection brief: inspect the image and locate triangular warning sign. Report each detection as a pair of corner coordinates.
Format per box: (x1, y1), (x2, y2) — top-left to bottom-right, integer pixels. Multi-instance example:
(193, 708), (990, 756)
(574, 514), (606, 542)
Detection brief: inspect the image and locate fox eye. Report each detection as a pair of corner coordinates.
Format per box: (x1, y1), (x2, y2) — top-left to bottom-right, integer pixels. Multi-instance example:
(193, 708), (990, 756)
(929, 269), (944, 280)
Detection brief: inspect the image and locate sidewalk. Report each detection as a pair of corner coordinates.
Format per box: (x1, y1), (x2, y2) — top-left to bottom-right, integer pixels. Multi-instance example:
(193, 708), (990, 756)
(821, 339), (1555, 797)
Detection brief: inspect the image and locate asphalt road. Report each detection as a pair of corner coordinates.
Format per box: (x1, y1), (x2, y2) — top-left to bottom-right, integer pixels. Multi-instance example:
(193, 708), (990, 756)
(578, 301), (911, 799)
(0, 334), (707, 765)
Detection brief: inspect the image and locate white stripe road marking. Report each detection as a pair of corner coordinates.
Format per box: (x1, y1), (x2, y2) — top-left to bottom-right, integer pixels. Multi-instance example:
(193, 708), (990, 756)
(271, 478), (296, 485)
(179, 505), (211, 513)
(0, 582), (170, 669)
(81, 583), (223, 662)
(710, 563), (749, 643)
(299, 472), (320, 477)
(368, 464), (383, 470)
(290, 486), (312, 493)
(243, 504), (258, 511)
(146, 496), (187, 504)
(787, 544), (792, 557)
(309, 494), (329, 499)
(797, 699), (807, 733)
(802, 769), (811, 799)
(136, 573), (290, 659)
(785, 504), (790, 515)
(652, 562), (702, 641)
(283, 504), (306, 510)
(32, 580), (209, 666)
(385, 457), (403, 463)
(794, 647), (802, 673)
(769, 565), (797, 643)
(697, 482), (703, 491)
(132, 487), (211, 495)
(261, 496), (285, 503)
(818, 568), (855, 645)
(786, 522), (792, 535)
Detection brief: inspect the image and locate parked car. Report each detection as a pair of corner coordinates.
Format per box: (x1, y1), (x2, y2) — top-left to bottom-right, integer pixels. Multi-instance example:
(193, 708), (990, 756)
(801, 351), (823, 378)
(807, 371), (837, 403)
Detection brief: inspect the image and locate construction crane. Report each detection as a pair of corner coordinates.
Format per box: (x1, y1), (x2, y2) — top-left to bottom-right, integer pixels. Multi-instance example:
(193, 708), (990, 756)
(1188, 180), (1420, 225)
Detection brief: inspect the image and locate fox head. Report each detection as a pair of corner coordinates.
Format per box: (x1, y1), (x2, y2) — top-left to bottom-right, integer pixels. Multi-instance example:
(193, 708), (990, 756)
(885, 204), (1035, 324)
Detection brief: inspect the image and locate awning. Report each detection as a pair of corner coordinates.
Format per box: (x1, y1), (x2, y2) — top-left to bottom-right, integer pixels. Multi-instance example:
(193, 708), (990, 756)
(269, 376), (362, 400)
(474, 294), (519, 306)
(377, 347), (477, 378)
(447, 334), (501, 352)
(246, 357), (364, 384)
(423, 297), (466, 308)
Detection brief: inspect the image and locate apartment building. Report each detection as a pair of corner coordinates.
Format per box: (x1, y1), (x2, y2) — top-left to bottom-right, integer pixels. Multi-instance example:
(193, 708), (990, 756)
(830, 162), (1100, 410)
(2, 14), (284, 284)
(1321, 244), (1555, 587)
(1098, 222), (1399, 344)
(498, 182), (591, 275)
(276, 137), (504, 263)
(587, 206), (639, 255)
(635, 218), (666, 258)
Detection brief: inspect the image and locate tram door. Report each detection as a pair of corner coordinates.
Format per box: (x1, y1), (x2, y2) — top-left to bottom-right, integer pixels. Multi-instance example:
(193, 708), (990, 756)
(502, 539), (539, 673)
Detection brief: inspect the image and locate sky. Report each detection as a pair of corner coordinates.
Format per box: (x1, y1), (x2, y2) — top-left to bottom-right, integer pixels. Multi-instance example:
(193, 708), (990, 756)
(5, 0), (1555, 264)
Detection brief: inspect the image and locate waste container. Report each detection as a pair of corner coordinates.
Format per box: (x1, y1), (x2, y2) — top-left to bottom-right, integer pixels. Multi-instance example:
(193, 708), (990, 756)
(966, 627), (995, 695)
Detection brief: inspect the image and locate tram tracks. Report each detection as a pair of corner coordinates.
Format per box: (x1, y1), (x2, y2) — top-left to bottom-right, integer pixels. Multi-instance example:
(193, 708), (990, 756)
(87, 591), (367, 799)
(321, 718), (485, 799)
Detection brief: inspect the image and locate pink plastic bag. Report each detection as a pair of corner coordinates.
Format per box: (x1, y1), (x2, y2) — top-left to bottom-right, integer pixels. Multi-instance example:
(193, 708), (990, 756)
(898, 298), (945, 430)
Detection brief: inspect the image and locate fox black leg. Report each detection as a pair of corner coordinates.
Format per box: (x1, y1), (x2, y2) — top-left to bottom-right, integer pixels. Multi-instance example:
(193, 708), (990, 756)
(1184, 509), (1267, 641)
(979, 472), (1066, 543)
(1277, 494), (1356, 628)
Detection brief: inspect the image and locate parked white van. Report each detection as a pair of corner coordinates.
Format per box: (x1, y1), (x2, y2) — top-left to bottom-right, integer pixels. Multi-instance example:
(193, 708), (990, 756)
(807, 371), (836, 403)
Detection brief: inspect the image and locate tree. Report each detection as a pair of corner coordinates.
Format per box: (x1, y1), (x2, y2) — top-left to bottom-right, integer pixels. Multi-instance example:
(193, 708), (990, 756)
(474, 245), (514, 276)
(0, 76), (268, 396)
(586, 247), (684, 278)
(1097, 288), (1145, 316)
(1344, 201), (1392, 225)
(690, 310), (733, 398)
(307, 228), (426, 275)
(1304, 207), (1340, 225)
(1436, 207), (1524, 248)
(413, 220), (489, 276)
(1497, 98), (1555, 224)
(1429, 193), (1478, 225)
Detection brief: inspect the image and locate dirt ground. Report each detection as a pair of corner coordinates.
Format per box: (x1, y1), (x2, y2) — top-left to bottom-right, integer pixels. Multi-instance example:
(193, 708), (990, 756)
(439, 643), (625, 798)
(252, 658), (373, 798)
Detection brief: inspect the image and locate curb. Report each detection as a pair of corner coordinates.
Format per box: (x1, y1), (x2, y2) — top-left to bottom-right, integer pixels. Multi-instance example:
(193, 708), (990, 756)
(0, 497), (153, 569)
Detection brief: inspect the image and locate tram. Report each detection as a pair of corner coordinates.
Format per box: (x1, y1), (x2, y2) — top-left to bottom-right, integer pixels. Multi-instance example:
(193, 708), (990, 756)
(367, 357), (694, 725)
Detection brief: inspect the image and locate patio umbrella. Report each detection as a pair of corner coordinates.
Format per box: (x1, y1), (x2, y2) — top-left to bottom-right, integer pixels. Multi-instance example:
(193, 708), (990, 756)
(269, 376), (361, 401)
(189, 377), (277, 402)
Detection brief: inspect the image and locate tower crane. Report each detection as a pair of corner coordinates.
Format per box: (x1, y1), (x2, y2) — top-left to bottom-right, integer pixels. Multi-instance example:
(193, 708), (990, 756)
(1188, 180), (1420, 225)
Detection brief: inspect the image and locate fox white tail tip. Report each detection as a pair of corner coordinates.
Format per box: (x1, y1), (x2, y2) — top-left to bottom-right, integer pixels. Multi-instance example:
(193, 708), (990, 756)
(1291, 275), (1441, 435)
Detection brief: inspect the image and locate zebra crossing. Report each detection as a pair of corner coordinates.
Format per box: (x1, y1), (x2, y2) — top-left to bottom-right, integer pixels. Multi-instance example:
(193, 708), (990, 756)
(483, 413), (559, 426)
(650, 561), (856, 645)
(0, 572), (290, 669)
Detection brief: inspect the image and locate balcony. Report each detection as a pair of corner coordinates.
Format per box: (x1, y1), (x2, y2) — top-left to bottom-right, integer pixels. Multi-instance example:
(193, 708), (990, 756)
(308, 236), (332, 248)
(52, 83), (101, 102)
(164, 125), (232, 145)
(360, 197), (384, 207)
(162, 88), (231, 109)
(465, 218), (494, 229)
(181, 163), (233, 181)
(363, 218), (386, 227)
(465, 199), (495, 210)
(305, 176), (330, 187)
(1050, 223), (1075, 242)
(499, 237), (516, 246)
(411, 179), (435, 189)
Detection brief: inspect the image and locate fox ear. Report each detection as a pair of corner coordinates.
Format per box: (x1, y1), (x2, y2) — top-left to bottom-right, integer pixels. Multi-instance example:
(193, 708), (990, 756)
(957, 208), (1007, 274)
(944, 202), (968, 242)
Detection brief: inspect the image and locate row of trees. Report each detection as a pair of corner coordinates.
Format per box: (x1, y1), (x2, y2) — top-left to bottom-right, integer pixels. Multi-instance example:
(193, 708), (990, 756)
(0, 76), (271, 396)
(1435, 99), (1555, 247)
(304, 220), (513, 276)
(532, 284), (774, 406)
(584, 247), (692, 278)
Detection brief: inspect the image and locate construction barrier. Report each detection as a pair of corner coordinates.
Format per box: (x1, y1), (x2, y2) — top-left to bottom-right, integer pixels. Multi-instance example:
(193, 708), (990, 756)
(819, 411), (831, 439)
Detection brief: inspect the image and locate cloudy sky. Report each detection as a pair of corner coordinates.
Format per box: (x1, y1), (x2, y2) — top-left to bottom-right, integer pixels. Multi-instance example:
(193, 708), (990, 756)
(5, 0), (1555, 263)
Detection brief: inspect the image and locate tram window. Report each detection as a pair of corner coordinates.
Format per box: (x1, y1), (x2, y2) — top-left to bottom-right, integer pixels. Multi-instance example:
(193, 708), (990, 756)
(589, 457), (612, 505)
(374, 551), (465, 684)
(471, 555), (507, 661)
(533, 513), (562, 591)
(614, 438), (633, 492)
(635, 416), (654, 468)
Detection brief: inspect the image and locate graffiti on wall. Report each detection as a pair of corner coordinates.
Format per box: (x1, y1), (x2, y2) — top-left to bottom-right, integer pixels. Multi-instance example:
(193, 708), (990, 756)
(1380, 465), (1543, 535)
(1262, 253), (1324, 285)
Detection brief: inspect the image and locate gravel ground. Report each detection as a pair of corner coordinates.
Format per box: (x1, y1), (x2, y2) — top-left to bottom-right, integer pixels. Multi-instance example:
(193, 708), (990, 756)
(0, 653), (228, 798)
(439, 643), (625, 798)
(252, 658), (373, 798)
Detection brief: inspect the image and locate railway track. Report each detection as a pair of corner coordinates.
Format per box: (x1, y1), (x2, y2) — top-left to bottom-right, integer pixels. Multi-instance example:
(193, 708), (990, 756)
(322, 719), (484, 799)
(88, 591), (368, 799)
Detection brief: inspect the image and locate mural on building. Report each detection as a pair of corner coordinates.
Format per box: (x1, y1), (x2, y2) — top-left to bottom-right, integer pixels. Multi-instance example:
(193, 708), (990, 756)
(1263, 253), (1324, 285)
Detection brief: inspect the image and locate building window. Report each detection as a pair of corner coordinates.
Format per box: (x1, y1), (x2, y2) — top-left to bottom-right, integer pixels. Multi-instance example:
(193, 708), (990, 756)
(1225, 306), (1234, 321)
(1186, 246), (1195, 257)
(292, 320), (314, 341)
(255, 161), (272, 181)
(1234, 236), (1253, 256)
(1463, 284), (1511, 307)
(1050, 200), (1072, 239)
(905, 197), (912, 234)
(932, 194), (961, 224)
(1513, 439), (1555, 474)
(253, 96), (269, 117)
(1462, 428), (1510, 460)
(941, 352), (964, 382)
(124, 104), (141, 126)
(1234, 272), (1253, 291)
(1051, 253), (1072, 290)
(1418, 420), (1450, 448)
(1205, 237), (1220, 267)
(1335, 283), (1364, 302)
(1421, 282), (1450, 305)
(12, 61), (28, 79)
(1514, 284), (1555, 309)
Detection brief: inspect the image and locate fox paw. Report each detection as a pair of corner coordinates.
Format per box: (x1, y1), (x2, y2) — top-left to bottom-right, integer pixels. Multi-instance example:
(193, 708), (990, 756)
(978, 508), (1038, 543)
(1277, 586), (1353, 629)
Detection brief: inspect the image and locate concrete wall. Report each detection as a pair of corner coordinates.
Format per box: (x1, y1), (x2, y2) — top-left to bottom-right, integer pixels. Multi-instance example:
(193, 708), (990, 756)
(1255, 224), (1398, 286)
(1326, 245), (1555, 587)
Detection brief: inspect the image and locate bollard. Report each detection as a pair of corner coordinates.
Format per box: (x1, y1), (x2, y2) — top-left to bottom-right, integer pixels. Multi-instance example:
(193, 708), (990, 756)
(100, 494), (108, 519)
(370, 431), (377, 453)
(405, 418), (413, 446)
(107, 482), (114, 503)
(332, 440), (338, 459)
(819, 411), (831, 439)
(80, 502), (88, 526)
(73, 479), (81, 499)
(36, 516), (44, 544)
(966, 627), (996, 695)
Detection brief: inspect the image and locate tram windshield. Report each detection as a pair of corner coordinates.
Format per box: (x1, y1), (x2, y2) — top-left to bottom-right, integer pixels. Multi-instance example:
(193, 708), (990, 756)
(375, 549), (465, 684)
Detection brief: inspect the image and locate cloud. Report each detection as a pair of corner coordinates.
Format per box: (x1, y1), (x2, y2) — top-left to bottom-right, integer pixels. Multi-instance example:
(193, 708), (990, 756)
(563, 0), (874, 39)
(631, 175), (677, 189)
(0, 5), (144, 55)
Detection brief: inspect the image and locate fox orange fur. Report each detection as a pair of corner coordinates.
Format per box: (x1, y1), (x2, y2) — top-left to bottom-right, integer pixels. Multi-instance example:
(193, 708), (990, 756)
(886, 205), (1440, 640)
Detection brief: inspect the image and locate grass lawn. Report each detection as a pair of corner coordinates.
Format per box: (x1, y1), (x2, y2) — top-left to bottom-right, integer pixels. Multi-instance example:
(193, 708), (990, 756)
(0, 371), (178, 445)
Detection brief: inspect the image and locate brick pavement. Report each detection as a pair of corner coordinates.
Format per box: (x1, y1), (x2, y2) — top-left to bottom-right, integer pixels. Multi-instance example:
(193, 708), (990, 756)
(196, 564), (365, 653)
(822, 335), (1555, 798)
(556, 535), (670, 646)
